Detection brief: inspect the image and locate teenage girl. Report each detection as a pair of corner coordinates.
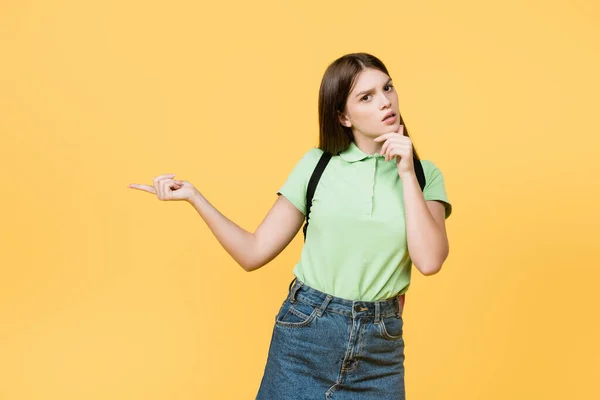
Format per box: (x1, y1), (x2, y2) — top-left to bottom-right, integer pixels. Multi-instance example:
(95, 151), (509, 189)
(129, 52), (452, 399)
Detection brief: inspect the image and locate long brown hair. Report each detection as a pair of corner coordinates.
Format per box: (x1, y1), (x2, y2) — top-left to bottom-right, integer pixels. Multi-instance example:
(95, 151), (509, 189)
(317, 53), (421, 161)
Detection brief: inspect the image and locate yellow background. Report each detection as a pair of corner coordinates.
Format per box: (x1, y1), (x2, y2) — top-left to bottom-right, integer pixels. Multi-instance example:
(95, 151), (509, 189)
(1, 0), (599, 398)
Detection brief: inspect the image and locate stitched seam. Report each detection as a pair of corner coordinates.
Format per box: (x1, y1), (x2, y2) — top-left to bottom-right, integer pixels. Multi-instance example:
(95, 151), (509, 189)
(380, 317), (404, 340)
(275, 309), (317, 328)
(355, 320), (366, 368)
(326, 316), (355, 396)
(289, 306), (310, 320)
(297, 299), (398, 318)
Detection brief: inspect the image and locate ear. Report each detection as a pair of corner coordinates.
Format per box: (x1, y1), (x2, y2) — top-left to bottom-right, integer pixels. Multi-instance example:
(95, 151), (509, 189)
(338, 112), (351, 128)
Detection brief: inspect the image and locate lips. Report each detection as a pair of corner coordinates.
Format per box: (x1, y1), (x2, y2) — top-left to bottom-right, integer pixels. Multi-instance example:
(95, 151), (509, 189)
(382, 112), (396, 121)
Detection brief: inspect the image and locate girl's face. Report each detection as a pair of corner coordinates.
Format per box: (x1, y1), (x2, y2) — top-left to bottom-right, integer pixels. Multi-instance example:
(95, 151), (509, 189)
(338, 68), (400, 139)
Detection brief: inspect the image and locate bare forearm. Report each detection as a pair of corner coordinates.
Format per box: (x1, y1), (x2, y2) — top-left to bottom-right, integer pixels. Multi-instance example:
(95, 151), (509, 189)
(187, 191), (257, 271)
(401, 172), (448, 275)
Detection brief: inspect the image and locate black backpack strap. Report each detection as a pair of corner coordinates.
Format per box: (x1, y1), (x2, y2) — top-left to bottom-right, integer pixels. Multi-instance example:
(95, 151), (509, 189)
(303, 151), (332, 242)
(414, 158), (426, 191)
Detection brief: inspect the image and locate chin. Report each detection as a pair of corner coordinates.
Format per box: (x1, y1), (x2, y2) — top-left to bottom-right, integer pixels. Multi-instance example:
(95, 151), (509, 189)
(373, 127), (395, 136)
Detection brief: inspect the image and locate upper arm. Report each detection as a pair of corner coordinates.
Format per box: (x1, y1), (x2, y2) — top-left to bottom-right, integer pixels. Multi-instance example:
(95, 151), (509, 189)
(426, 200), (448, 236)
(426, 200), (449, 257)
(247, 194), (305, 271)
(245, 148), (321, 271)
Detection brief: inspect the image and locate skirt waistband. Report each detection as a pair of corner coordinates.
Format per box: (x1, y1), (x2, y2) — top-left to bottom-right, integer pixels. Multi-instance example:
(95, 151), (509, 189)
(287, 277), (403, 320)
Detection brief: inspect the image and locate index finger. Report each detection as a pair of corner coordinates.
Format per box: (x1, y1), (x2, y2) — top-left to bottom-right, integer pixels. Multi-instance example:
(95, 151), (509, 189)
(374, 132), (399, 142)
(128, 184), (157, 194)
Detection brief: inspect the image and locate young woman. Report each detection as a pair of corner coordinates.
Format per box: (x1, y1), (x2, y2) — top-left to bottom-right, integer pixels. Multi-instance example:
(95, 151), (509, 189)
(129, 52), (452, 399)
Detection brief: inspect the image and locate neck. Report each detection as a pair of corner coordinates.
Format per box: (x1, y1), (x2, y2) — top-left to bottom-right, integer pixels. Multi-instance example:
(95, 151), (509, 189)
(352, 132), (382, 155)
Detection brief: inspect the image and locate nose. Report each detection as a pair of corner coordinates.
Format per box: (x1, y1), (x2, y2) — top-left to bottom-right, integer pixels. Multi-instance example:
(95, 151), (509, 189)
(380, 95), (391, 109)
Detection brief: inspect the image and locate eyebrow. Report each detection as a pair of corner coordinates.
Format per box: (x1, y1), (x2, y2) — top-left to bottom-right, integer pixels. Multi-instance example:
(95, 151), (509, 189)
(355, 78), (393, 98)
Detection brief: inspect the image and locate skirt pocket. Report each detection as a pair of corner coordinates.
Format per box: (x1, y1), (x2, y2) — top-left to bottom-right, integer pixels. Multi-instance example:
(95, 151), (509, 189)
(275, 299), (318, 328)
(377, 314), (404, 340)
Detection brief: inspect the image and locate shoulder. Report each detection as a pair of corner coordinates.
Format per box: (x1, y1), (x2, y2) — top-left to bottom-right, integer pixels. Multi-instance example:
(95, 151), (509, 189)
(418, 159), (449, 194)
(292, 147), (325, 170)
(280, 147), (326, 183)
(301, 147), (325, 162)
(419, 159), (445, 178)
(419, 159), (452, 217)
(278, 148), (326, 215)
(419, 159), (437, 171)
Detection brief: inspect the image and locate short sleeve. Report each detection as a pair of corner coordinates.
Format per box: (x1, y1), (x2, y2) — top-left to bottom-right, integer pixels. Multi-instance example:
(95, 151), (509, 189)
(421, 160), (452, 219)
(276, 148), (324, 215)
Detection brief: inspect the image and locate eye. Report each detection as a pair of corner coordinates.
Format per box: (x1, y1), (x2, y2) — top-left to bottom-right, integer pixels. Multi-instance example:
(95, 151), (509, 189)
(385, 84), (394, 91)
(361, 94), (372, 102)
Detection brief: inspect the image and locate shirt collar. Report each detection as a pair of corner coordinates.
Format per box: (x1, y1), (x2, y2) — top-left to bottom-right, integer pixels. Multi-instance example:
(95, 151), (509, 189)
(338, 141), (389, 163)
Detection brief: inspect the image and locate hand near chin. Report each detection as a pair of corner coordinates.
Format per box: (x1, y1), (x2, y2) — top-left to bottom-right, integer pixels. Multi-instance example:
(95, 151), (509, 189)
(373, 124), (416, 177)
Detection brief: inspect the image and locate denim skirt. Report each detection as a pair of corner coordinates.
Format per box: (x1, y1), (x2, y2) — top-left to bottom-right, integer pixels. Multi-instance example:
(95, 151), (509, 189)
(256, 277), (406, 399)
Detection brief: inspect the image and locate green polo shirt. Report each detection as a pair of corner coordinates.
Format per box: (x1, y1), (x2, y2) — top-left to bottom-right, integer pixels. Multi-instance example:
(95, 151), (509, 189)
(277, 141), (452, 301)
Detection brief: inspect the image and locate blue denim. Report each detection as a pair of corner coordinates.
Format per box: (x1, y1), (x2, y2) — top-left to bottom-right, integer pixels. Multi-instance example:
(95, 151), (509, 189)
(256, 278), (406, 399)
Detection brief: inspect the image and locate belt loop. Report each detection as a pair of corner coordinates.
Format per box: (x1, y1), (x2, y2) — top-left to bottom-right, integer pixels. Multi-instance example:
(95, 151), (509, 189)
(374, 302), (381, 324)
(289, 279), (303, 303)
(288, 276), (297, 293)
(316, 295), (332, 317)
(396, 293), (405, 317)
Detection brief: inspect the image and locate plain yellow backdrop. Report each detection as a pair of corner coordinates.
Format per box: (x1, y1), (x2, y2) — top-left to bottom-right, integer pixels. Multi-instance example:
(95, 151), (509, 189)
(1, 0), (599, 398)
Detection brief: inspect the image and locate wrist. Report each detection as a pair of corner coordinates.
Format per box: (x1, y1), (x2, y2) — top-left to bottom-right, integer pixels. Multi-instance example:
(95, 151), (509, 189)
(398, 170), (416, 181)
(188, 189), (204, 205)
